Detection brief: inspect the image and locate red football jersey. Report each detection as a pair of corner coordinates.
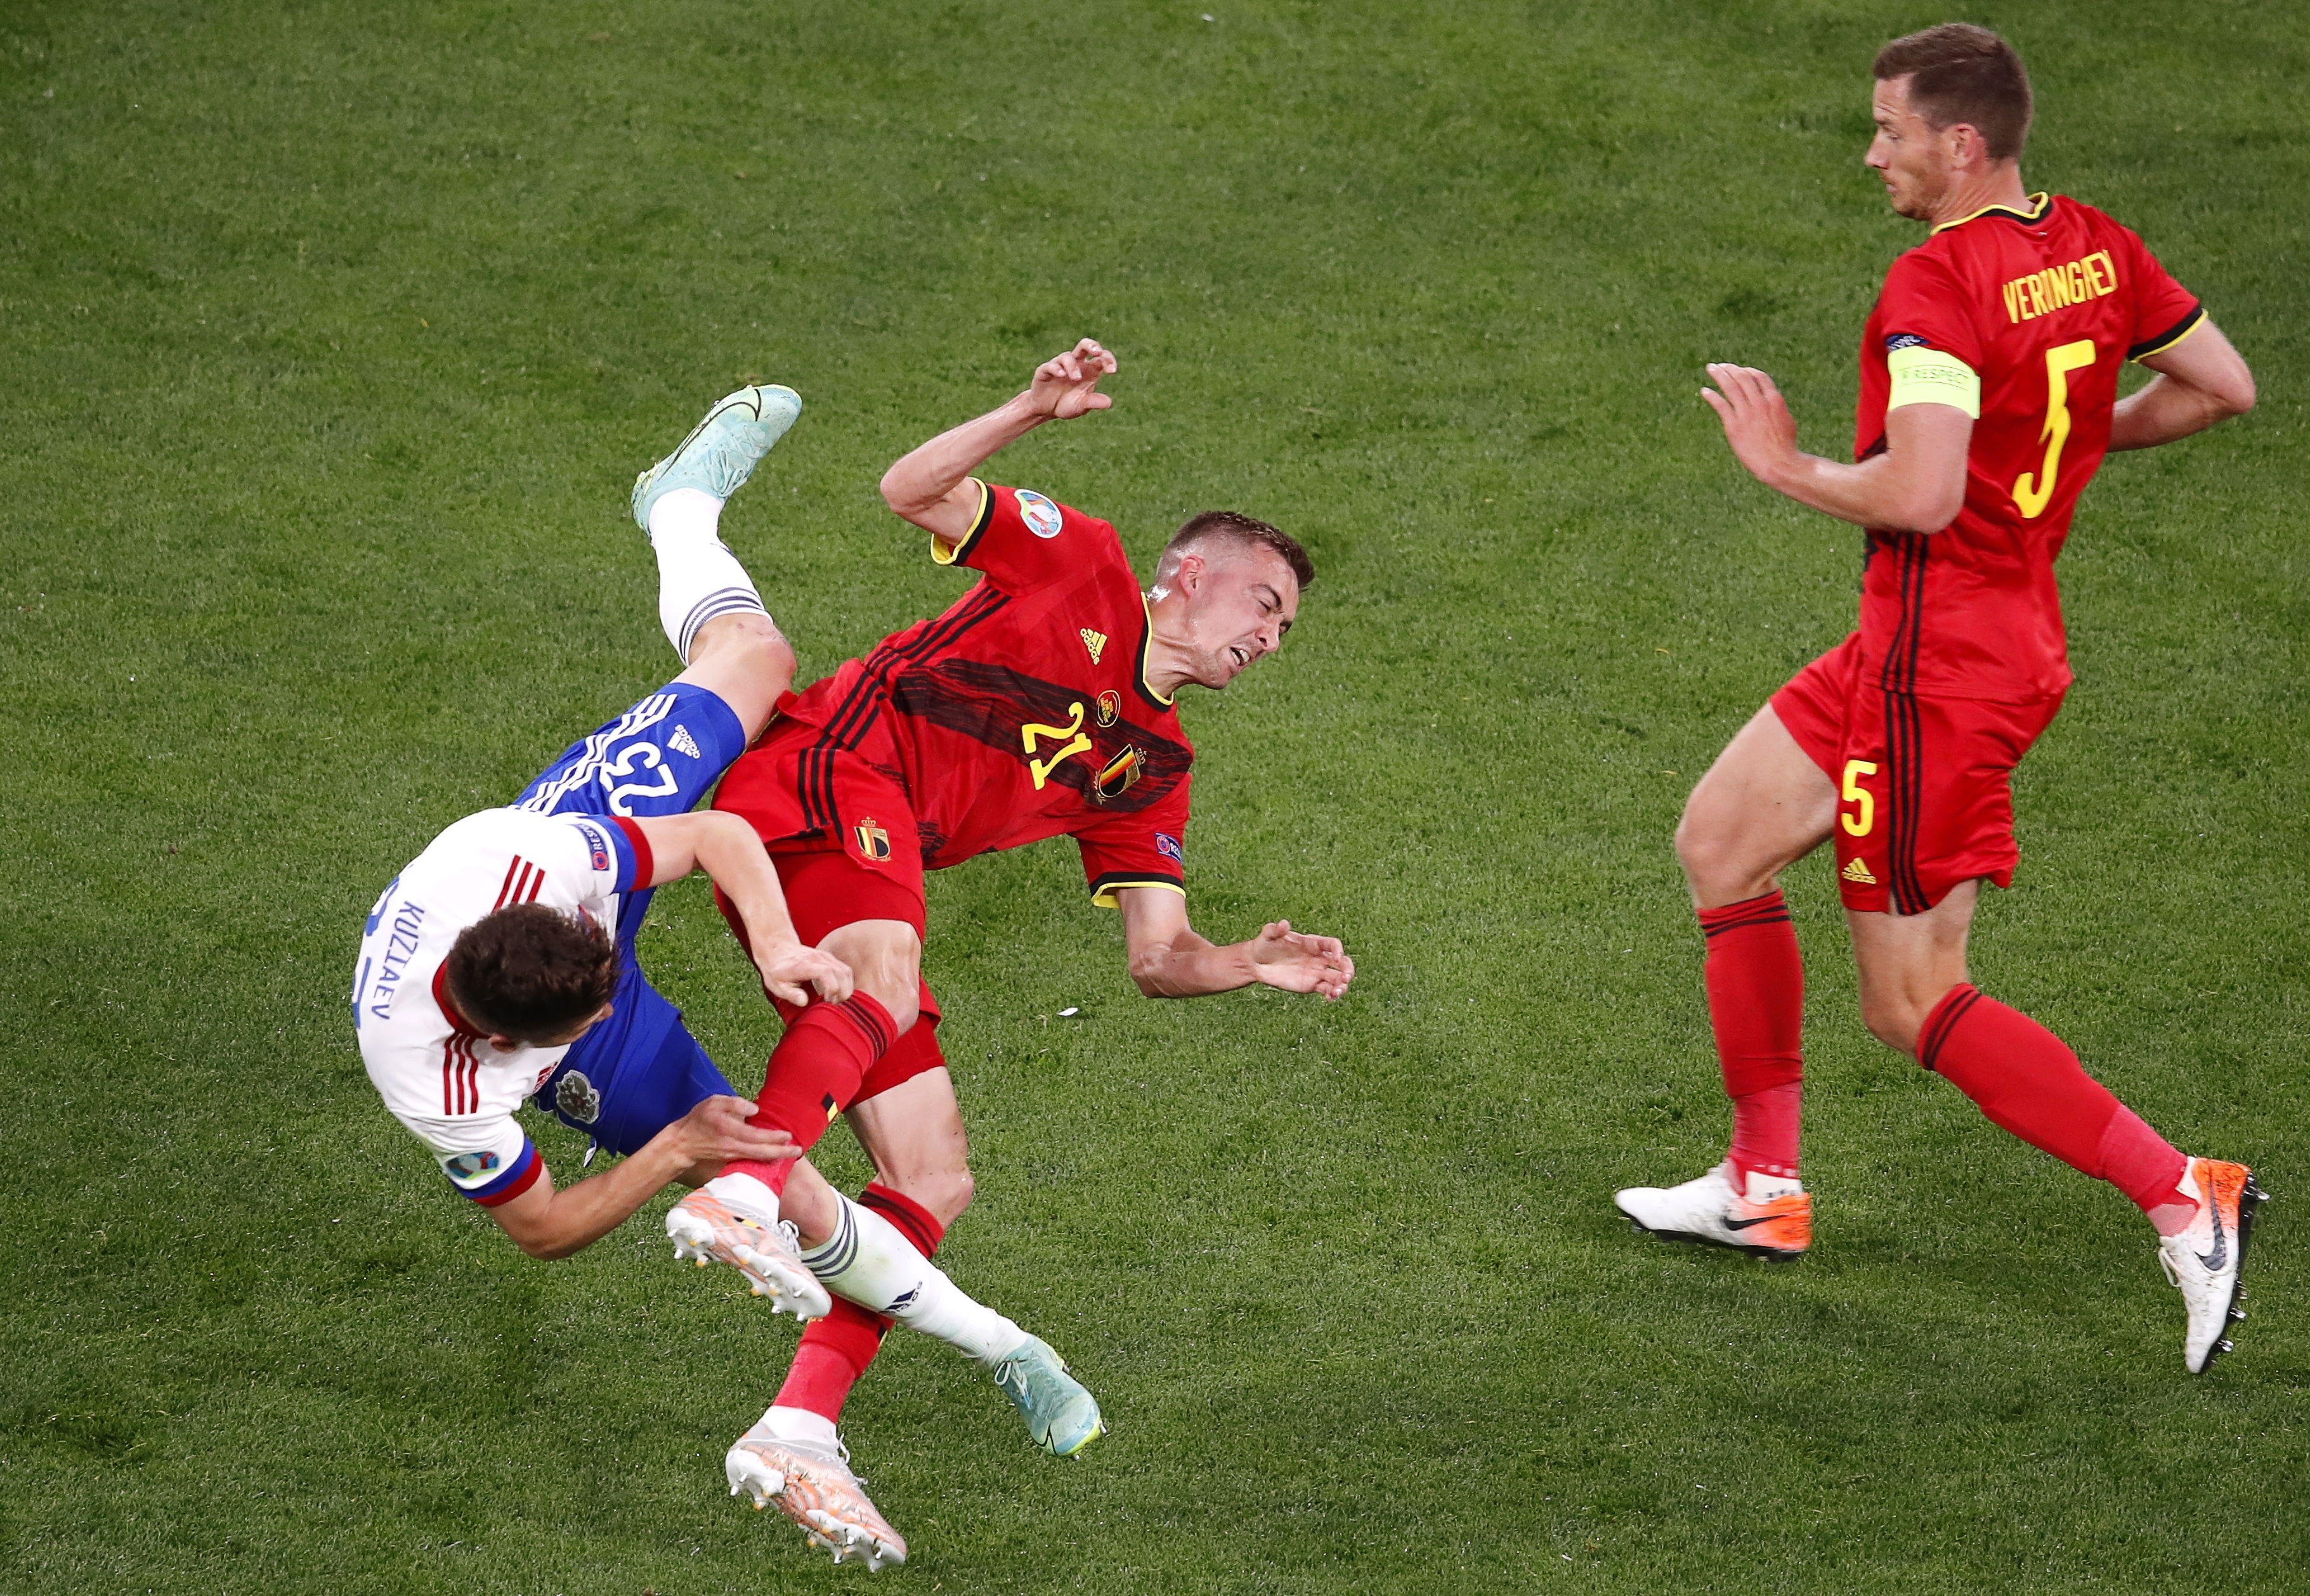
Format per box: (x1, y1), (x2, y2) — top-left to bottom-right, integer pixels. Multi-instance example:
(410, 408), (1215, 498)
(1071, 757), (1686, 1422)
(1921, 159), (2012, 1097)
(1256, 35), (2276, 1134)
(757, 481), (1192, 903)
(1854, 193), (2202, 699)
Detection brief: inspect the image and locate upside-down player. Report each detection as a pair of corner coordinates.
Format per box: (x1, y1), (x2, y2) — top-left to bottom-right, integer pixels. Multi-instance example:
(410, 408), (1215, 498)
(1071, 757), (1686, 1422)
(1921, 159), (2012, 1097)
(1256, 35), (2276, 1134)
(662, 340), (1357, 1563)
(1614, 25), (2261, 1371)
(353, 386), (1096, 1569)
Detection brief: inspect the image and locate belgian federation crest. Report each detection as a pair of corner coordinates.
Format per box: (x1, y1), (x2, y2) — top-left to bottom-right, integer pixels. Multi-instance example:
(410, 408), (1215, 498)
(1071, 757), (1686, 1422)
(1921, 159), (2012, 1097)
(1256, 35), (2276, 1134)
(555, 1070), (603, 1125)
(1093, 745), (1145, 803)
(854, 817), (893, 862)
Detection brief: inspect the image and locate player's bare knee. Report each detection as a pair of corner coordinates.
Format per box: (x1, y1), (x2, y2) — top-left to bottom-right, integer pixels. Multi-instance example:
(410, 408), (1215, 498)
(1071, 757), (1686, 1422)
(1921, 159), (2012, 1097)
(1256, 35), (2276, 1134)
(920, 1165), (976, 1226)
(1861, 995), (1925, 1058)
(693, 611), (793, 684)
(1676, 822), (1765, 904)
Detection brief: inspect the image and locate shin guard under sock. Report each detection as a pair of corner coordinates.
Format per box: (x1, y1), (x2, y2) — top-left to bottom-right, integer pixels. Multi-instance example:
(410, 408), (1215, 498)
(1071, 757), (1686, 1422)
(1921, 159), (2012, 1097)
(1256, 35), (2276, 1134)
(723, 994), (897, 1186)
(1918, 984), (2188, 1212)
(776, 1184), (949, 1424)
(1699, 892), (1804, 1181)
(646, 487), (770, 663)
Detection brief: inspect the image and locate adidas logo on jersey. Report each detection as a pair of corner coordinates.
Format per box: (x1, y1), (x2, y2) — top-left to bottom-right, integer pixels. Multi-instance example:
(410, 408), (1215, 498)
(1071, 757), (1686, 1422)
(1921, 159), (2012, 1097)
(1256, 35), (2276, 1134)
(1841, 857), (1878, 885)
(1080, 628), (1107, 665)
(669, 723), (703, 759)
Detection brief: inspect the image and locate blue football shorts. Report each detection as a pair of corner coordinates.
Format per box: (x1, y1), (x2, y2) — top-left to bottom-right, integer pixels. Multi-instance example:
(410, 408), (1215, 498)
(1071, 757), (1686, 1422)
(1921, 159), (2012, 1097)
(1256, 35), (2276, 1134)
(512, 680), (753, 1154)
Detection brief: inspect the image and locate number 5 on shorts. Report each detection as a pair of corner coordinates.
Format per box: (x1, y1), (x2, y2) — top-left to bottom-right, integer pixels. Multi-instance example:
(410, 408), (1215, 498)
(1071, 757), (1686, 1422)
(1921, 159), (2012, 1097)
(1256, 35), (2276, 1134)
(1840, 760), (1877, 838)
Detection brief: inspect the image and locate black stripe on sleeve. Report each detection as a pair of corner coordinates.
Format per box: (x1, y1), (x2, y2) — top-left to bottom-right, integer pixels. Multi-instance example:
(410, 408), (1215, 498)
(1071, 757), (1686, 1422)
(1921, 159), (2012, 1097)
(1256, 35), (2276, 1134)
(1087, 870), (1183, 901)
(943, 479), (997, 565)
(2128, 302), (2205, 363)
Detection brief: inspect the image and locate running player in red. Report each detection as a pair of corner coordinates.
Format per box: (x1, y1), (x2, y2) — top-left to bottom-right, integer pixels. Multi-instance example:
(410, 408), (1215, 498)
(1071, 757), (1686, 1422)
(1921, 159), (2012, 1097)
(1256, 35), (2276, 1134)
(667, 341), (1355, 1561)
(1613, 25), (2259, 1373)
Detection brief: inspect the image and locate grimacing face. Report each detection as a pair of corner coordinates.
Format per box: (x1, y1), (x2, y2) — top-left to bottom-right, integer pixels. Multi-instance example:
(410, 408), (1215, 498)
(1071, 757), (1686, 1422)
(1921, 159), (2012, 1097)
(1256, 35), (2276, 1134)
(1865, 74), (1955, 221)
(1170, 545), (1300, 691)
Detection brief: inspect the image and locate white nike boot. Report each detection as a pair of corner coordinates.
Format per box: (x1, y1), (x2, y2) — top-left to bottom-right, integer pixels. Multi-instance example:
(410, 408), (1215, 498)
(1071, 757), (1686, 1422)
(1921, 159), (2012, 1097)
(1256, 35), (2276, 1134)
(1614, 1161), (1812, 1260)
(2158, 1156), (2264, 1374)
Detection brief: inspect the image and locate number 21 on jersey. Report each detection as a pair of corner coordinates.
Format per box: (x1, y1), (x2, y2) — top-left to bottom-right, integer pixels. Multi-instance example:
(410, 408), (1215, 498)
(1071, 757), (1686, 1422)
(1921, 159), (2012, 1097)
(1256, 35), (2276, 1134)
(1021, 703), (1092, 790)
(2013, 339), (2097, 520)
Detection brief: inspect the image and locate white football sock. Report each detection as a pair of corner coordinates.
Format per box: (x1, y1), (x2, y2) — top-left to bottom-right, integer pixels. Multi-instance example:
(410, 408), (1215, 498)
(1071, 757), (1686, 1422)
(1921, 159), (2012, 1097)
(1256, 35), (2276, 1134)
(1740, 1167), (1803, 1202)
(800, 1193), (1029, 1366)
(703, 1170), (780, 1226)
(647, 486), (769, 663)
(760, 1405), (840, 1448)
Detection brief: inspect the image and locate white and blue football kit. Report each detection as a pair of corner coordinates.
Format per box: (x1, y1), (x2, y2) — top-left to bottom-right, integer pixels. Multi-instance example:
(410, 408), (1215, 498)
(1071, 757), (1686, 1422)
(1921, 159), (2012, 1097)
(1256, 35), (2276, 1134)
(354, 680), (752, 1205)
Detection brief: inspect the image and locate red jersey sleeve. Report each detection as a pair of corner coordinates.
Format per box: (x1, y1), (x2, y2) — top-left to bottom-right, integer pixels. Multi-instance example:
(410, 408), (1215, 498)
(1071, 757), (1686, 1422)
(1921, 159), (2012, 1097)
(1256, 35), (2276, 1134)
(1076, 775), (1190, 907)
(931, 480), (1121, 594)
(1877, 248), (1985, 368)
(2116, 228), (2205, 361)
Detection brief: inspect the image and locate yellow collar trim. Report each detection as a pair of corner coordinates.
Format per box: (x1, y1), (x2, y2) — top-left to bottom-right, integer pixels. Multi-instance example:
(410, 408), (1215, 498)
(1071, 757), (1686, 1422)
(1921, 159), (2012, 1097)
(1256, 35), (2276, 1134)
(1932, 191), (2051, 235)
(1137, 594), (1175, 707)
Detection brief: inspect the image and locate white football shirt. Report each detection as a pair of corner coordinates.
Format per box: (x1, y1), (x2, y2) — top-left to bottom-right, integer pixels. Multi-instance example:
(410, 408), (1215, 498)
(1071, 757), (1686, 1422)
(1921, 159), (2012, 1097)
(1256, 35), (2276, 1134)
(352, 807), (648, 1203)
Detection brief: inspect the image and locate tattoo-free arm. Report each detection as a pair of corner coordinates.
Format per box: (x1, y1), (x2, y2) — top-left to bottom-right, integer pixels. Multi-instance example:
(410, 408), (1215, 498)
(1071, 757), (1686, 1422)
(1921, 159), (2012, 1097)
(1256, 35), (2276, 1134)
(627, 812), (851, 1006)
(1118, 886), (1354, 1001)
(2110, 319), (2254, 451)
(486, 1096), (799, 1261)
(1702, 363), (1972, 534)
(879, 339), (1118, 547)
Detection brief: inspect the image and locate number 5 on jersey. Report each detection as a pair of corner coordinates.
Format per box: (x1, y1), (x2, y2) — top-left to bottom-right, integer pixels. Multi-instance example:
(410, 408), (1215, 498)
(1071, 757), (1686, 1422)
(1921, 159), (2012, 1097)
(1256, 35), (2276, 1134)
(2013, 339), (2098, 520)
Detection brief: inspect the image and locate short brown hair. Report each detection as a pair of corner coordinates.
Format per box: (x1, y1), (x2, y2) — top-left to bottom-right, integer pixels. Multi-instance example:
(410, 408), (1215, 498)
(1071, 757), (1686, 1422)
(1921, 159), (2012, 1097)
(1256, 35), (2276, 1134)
(1163, 511), (1315, 590)
(1873, 23), (2032, 161)
(445, 903), (618, 1042)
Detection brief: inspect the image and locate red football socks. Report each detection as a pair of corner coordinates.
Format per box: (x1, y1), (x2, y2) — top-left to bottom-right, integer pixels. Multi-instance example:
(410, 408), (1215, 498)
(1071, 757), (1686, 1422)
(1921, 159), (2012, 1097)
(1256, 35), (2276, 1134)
(775, 1184), (947, 1424)
(1918, 984), (2189, 1216)
(1699, 892), (1805, 1182)
(721, 993), (898, 1187)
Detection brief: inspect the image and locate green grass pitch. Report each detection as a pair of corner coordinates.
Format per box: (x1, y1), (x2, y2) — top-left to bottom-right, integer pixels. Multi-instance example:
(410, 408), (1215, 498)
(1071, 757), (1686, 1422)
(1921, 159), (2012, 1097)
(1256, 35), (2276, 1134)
(3, 1), (2306, 1590)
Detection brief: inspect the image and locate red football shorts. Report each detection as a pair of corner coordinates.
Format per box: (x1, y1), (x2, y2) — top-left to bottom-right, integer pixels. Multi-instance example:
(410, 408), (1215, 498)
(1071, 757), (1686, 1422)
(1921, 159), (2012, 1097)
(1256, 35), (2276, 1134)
(1772, 632), (2063, 916)
(712, 715), (946, 1105)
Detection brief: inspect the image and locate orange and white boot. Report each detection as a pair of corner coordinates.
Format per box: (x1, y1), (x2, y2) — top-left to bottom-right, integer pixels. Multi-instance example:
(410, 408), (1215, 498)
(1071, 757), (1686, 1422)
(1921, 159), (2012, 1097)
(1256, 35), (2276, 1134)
(727, 1419), (908, 1571)
(2158, 1157), (2265, 1374)
(665, 1186), (831, 1320)
(1614, 1162), (1811, 1261)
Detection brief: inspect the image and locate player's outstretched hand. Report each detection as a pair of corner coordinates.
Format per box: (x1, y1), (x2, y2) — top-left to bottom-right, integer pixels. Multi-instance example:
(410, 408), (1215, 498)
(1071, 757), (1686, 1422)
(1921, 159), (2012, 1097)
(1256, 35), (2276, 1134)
(752, 940), (854, 1008)
(1247, 919), (1355, 1002)
(671, 1094), (804, 1169)
(1700, 362), (1802, 488)
(1026, 338), (1118, 420)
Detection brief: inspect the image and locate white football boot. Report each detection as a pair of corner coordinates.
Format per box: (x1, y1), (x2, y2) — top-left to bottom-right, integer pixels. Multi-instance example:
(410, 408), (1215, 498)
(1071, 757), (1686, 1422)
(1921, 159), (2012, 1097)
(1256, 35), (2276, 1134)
(727, 1424), (908, 1571)
(665, 1190), (832, 1320)
(1614, 1161), (1812, 1261)
(2158, 1156), (2264, 1374)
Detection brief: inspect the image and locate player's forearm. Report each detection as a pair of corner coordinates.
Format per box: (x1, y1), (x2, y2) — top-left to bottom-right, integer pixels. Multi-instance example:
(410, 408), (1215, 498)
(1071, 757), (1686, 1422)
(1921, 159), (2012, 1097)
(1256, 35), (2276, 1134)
(1761, 450), (1961, 535)
(1128, 933), (1258, 999)
(691, 815), (804, 956)
(880, 394), (1047, 519)
(2108, 373), (2248, 451)
(506, 1143), (690, 1260)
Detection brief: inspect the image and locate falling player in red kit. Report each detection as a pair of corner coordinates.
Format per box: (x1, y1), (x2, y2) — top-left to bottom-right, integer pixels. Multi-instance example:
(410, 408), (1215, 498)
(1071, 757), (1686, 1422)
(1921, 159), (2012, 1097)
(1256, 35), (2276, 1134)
(665, 340), (1355, 1564)
(1614, 25), (2260, 1372)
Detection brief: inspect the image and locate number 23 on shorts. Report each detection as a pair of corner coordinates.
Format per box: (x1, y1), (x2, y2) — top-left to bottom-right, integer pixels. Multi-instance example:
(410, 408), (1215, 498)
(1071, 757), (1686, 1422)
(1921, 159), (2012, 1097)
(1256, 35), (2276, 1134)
(1840, 759), (1878, 839)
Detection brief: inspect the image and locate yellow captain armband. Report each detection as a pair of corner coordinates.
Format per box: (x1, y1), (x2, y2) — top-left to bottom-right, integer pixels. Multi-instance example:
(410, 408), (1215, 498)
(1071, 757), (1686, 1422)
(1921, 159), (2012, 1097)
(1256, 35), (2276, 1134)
(1886, 344), (1981, 418)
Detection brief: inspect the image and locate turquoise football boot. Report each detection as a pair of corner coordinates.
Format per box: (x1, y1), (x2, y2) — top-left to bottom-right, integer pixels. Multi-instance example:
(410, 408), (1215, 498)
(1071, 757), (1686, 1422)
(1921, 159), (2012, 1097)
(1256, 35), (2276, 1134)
(991, 1335), (1106, 1458)
(630, 383), (802, 531)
